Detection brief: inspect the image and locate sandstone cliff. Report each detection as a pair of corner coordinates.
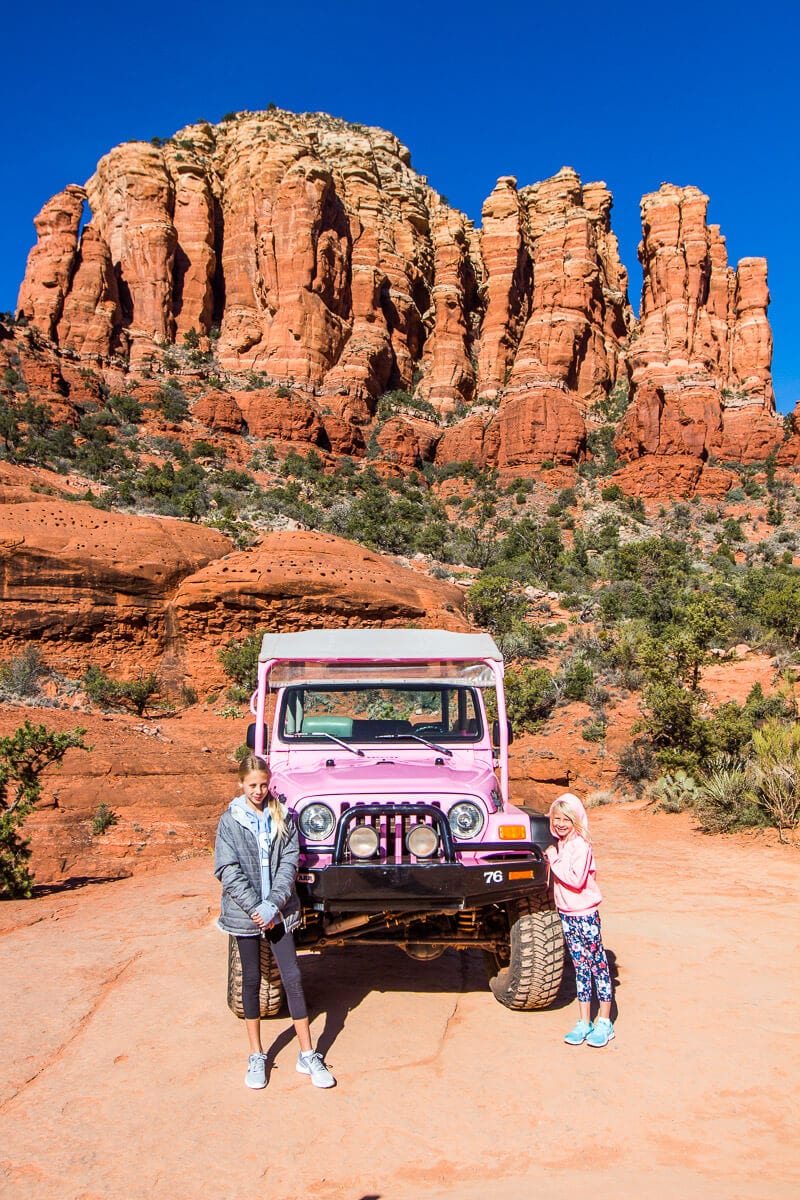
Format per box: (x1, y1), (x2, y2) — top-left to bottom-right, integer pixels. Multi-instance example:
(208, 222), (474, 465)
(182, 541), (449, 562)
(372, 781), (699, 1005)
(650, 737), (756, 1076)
(12, 109), (789, 490)
(0, 482), (467, 690)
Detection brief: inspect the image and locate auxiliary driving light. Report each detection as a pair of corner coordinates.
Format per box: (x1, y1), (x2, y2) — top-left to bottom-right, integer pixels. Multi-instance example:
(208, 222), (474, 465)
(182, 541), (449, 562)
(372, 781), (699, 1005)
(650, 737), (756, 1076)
(448, 801), (485, 840)
(405, 823), (439, 858)
(348, 825), (380, 859)
(298, 803), (335, 842)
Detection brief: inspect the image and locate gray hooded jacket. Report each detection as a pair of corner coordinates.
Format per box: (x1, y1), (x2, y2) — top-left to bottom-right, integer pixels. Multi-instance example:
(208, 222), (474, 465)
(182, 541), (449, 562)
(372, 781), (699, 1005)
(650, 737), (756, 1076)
(214, 799), (302, 937)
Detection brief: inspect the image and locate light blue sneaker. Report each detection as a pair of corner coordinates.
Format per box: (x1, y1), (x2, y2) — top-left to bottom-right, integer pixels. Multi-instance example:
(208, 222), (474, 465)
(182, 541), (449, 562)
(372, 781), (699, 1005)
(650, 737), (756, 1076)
(586, 1017), (615, 1047)
(564, 1019), (593, 1045)
(245, 1052), (267, 1089)
(297, 1050), (336, 1088)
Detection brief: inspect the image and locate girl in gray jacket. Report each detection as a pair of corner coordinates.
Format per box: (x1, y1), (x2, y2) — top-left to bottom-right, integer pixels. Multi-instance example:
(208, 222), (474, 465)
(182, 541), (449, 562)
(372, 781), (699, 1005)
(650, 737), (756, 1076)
(215, 754), (335, 1090)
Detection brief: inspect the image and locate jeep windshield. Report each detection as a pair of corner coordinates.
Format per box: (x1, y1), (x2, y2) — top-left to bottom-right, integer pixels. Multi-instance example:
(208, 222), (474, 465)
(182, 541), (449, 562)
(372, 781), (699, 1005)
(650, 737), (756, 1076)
(278, 684), (483, 744)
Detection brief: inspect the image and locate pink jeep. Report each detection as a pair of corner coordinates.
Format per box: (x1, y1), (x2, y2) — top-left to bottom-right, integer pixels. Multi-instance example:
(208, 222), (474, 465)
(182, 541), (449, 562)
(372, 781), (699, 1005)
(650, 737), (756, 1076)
(240, 628), (565, 1012)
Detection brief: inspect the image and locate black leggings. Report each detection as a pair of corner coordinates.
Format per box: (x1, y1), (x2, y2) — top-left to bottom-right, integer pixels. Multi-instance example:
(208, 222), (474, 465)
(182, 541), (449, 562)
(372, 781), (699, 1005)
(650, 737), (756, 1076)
(236, 926), (308, 1021)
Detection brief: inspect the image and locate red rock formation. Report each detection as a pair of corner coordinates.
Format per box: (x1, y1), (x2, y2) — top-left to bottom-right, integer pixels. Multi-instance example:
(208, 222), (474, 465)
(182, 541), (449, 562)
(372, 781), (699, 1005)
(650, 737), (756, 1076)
(501, 170), (630, 409)
(618, 184), (782, 477)
(12, 112), (779, 486)
(192, 391), (245, 434)
(475, 178), (529, 400)
(17, 186), (86, 339)
(233, 389), (325, 444)
(492, 385), (586, 468)
(611, 455), (736, 500)
(86, 143), (178, 350)
(172, 531), (468, 681)
(57, 224), (122, 356)
(374, 415), (439, 470)
(0, 500), (232, 656)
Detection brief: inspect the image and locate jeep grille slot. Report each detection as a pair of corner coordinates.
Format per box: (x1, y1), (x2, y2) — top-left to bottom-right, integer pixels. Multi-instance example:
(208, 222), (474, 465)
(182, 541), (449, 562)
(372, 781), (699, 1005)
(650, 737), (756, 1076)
(333, 803), (457, 865)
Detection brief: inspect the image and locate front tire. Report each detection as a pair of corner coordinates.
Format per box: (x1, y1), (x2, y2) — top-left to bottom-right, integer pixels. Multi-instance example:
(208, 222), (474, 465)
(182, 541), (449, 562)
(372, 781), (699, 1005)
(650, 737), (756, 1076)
(227, 935), (285, 1019)
(484, 895), (565, 1010)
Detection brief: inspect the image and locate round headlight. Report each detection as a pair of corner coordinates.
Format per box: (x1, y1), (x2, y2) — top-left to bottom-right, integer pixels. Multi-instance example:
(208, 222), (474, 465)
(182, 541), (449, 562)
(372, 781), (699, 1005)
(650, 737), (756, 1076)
(299, 803), (335, 842)
(348, 825), (379, 859)
(448, 801), (485, 840)
(406, 823), (439, 858)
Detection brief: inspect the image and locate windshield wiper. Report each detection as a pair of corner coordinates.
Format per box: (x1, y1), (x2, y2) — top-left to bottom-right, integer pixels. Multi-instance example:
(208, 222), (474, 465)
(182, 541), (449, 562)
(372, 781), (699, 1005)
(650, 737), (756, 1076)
(375, 733), (453, 758)
(314, 732), (364, 757)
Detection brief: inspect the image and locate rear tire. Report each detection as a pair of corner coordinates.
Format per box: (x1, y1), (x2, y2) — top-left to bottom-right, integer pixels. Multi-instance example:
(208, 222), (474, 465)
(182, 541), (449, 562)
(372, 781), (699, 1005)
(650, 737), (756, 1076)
(227, 935), (285, 1019)
(484, 895), (565, 1010)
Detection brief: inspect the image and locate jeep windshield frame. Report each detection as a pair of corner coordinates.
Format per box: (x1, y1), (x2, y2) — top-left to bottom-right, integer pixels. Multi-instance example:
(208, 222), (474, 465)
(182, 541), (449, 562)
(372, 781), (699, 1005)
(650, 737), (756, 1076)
(277, 682), (485, 745)
(250, 629), (510, 800)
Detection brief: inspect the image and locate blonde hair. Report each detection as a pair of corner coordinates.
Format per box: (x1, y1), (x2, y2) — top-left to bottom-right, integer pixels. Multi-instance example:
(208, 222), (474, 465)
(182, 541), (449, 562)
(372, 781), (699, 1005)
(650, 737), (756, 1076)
(238, 753), (287, 840)
(551, 797), (590, 842)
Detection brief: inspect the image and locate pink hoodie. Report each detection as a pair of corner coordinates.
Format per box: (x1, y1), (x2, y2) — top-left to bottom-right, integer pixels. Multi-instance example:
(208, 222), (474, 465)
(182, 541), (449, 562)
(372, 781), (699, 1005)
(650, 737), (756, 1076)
(546, 793), (603, 915)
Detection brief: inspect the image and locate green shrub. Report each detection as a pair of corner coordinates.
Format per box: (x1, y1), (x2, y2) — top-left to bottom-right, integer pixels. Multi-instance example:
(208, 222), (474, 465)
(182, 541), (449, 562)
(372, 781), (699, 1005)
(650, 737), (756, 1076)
(157, 385), (189, 423)
(749, 719), (800, 839)
(218, 632), (265, 700)
(0, 647), (46, 698)
(91, 802), (119, 836)
(561, 657), (594, 702)
(617, 740), (656, 784)
(0, 722), (89, 897)
(83, 666), (160, 716)
(504, 665), (557, 731)
(695, 755), (764, 834)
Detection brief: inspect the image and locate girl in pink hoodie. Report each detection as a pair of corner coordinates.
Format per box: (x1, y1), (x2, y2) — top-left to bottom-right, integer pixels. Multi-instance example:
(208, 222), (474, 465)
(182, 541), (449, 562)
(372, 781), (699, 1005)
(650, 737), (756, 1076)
(544, 793), (614, 1047)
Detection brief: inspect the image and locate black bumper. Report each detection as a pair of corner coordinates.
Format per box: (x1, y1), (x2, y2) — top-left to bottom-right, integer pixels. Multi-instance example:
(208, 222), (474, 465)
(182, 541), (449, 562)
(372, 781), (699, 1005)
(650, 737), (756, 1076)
(296, 854), (550, 913)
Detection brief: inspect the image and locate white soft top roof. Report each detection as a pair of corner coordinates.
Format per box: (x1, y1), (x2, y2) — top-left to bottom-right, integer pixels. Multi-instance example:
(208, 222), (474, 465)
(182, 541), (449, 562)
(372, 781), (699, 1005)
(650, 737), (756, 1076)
(259, 628), (502, 663)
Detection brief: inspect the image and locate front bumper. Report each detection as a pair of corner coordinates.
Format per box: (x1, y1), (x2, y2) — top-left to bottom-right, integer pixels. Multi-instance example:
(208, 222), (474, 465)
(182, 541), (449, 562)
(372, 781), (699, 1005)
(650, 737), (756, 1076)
(296, 853), (550, 912)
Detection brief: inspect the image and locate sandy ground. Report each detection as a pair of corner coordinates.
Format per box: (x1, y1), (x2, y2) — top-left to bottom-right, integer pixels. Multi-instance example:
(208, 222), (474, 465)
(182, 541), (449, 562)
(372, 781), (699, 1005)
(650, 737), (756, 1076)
(1, 804), (798, 1200)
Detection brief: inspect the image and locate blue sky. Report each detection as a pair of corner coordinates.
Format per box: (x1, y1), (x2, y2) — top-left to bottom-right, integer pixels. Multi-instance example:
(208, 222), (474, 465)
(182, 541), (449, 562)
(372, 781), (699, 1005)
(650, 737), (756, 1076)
(3, 0), (798, 412)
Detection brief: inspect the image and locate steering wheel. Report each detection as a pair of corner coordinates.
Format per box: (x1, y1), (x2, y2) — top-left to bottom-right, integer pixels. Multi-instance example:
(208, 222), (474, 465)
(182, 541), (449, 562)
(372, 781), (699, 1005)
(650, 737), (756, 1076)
(413, 723), (445, 735)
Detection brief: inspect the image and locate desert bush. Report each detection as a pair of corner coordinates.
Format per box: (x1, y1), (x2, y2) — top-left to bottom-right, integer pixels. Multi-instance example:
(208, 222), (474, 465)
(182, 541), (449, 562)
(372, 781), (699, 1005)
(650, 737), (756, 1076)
(83, 666), (160, 717)
(617, 740), (657, 784)
(695, 755), (764, 834)
(749, 719), (800, 840)
(0, 646), (46, 698)
(91, 802), (119, 836)
(504, 665), (557, 731)
(0, 721), (89, 897)
(218, 631), (266, 700)
(560, 656), (594, 702)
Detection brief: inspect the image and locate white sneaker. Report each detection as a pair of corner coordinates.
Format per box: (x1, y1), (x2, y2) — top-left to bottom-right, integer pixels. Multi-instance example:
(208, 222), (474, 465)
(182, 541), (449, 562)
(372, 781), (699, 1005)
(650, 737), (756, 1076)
(245, 1053), (267, 1089)
(296, 1050), (335, 1088)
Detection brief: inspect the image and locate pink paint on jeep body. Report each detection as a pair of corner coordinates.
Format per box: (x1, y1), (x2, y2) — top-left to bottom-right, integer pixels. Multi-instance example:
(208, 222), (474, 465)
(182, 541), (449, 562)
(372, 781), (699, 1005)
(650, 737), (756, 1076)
(250, 629), (532, 867)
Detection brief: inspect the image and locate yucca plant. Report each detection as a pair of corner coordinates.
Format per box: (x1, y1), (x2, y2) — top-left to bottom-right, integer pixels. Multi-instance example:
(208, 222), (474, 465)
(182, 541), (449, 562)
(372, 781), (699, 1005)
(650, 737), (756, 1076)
(696, 754), (763, 834)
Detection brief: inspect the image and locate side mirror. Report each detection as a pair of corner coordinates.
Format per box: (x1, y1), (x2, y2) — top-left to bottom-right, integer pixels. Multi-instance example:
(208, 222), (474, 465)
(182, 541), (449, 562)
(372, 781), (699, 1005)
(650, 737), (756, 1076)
(246, 723), (269, 754)
(492, 718), (514, 748)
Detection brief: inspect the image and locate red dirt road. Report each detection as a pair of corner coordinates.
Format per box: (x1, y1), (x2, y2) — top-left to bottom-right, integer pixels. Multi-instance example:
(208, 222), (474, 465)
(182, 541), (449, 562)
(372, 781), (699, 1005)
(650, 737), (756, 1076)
(1, 805), (798, 1200)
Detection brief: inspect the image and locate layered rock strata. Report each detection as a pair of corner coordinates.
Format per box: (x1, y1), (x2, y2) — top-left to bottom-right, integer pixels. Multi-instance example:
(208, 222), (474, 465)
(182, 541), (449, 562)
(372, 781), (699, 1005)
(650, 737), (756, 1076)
(14, 110), (785, 487)
(615, 185), (780, 469)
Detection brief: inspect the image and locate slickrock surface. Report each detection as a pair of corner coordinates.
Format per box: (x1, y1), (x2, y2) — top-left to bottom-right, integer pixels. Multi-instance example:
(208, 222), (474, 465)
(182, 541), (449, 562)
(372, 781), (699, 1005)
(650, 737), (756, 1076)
(0, 493), (466, 687)
(12, 109), (790, 490)
(0, 499), (232, 663)
(1, 806), (797, 1200)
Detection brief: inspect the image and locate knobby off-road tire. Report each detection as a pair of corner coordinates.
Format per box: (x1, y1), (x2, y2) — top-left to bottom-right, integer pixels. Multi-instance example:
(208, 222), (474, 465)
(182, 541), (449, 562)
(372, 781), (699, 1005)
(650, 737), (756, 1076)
(484, 895), (565, 1010)
(226, 935), (285, 1019)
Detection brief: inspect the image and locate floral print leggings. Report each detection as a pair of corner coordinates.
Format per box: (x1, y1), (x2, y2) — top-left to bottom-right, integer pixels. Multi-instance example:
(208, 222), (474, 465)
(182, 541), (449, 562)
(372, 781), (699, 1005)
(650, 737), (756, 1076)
(560, 910), (612, 1004)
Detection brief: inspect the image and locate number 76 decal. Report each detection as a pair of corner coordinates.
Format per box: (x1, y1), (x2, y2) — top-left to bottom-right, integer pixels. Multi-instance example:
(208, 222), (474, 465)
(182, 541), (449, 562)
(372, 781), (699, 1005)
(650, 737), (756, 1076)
(483, 870), (503, 884)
